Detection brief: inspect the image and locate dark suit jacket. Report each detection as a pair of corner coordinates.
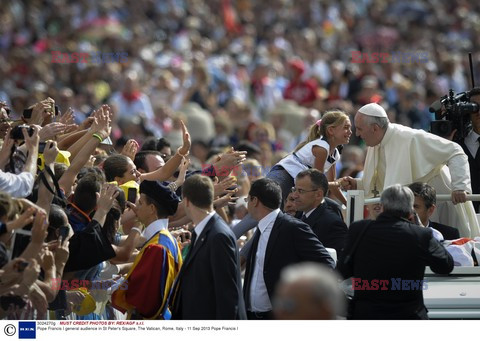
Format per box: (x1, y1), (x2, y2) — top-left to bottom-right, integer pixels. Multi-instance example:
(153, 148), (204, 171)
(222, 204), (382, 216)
(299, 201), (348, 256)
(459, 139), (480, 211)
(429, 221), (460, 240)
(171, 214), (246, 320)
(337, 213), (454, 320)
(243, 212), (335, 309)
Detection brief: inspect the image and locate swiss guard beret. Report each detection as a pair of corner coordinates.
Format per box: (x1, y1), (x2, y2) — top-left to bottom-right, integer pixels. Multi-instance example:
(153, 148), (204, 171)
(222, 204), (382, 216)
(140, 180), (180, 215)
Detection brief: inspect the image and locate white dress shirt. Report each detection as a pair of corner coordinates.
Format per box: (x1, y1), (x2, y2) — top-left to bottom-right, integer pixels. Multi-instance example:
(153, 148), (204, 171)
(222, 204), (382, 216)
(0, 171), (34, 198)
(303, 207), (316, 219)
(142, 218), (169, 241)
(249, 208), (281, 312)
(193, 211), (216, 246)
(464, 129), (480, 158)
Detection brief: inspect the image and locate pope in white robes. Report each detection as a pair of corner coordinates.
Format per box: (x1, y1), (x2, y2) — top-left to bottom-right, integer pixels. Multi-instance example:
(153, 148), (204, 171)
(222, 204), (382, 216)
(344, 103), (479, 238)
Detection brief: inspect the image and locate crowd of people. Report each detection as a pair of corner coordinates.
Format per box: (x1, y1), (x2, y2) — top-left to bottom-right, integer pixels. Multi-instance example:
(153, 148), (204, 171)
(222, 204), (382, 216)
(1, 0), (480, 321)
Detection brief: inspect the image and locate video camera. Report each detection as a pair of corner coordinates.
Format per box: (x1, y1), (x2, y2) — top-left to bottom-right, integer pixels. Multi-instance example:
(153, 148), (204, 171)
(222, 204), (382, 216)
(429, 88), (480, 142)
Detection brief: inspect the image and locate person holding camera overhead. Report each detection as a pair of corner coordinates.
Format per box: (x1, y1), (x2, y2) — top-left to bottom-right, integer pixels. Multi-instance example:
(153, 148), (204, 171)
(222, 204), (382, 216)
(0, 123), (40, 198)
(342, 102), (479, 238)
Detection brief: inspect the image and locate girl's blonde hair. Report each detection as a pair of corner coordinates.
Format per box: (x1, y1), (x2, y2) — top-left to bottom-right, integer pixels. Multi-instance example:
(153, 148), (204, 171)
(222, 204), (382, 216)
(294, 110), (349, 152)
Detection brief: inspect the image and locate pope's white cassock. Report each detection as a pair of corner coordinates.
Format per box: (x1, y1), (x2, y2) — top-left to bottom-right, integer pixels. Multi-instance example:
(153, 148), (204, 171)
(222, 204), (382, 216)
(357, 122), (480, 238)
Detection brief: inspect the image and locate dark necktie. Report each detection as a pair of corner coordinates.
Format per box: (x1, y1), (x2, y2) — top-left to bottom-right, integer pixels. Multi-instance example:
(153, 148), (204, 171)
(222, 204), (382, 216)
(475, 137), (480, 161)
(190, 230), (197, 247)
(244, 228), (261, 307)
(182, 230), (197, 262)
(301, 213), (307, 222)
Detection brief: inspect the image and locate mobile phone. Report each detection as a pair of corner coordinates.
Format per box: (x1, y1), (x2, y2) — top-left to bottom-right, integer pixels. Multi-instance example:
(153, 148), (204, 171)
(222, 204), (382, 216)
(22, 108), (33, 119)
(10, 125), (34, 140)
(38, 142), (46, 153)
(59, 225), (70, 243)
(127, 188), (137, 203)
(23, 105), (59, 119)
(16, 261), (29, 272)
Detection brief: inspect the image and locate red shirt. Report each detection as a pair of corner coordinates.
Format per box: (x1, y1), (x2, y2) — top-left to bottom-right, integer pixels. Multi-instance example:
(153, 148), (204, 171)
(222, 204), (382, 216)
(283, 79), (318, 106)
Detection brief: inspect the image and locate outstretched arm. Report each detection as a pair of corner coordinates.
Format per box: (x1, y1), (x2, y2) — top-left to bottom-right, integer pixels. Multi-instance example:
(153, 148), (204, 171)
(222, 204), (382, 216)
(140, 120), (191, 182)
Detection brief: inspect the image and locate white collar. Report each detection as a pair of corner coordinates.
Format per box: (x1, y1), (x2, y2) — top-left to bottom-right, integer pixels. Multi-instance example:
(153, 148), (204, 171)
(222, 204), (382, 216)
(304, 207), (316, 218)
(193, 211), (216, 238)
(142, 218), (169, 241)
(465, 129), (480, 145)
(258, 209), (281, 233)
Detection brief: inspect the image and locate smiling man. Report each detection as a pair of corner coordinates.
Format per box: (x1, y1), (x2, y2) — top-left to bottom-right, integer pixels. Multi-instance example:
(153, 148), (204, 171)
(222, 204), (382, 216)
(343, 102), (479, 238)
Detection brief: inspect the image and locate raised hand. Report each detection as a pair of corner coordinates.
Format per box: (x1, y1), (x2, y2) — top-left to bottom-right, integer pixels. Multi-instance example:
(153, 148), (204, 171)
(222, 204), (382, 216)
(39, 122), (67, 141)
(213, 188), (239, 210)
(58, 107), (75, 126)
(121, 139), (139, 161)
(25, 100), (51, 125)
(31, 210), (48, 246)
(40, 249), (55, 273)
(0, 127), (14, 167)
(23, 125), (40, 151)
(176, 120), (191, 156)
(177, 158), (190, 184)
(42, 140), (59, 165)
(6, 207), (36, 232)
(78, 116), (95, 131)
(213, 148), (247, 177)
(213, 175), (237, 196)
(97, 183), (120, 213)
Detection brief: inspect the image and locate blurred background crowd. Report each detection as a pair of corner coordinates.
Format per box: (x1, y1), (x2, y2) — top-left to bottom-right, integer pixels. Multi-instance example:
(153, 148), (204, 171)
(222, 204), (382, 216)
(1, 0), (480, 171)
(1, 0), (480, 320)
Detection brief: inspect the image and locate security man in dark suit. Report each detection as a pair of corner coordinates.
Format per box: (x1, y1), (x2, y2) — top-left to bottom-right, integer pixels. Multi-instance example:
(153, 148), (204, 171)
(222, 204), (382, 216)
(243, 178), (335, 320)
(408, 182), (460, 240)
(338, 184), (453, 320)
(170, 175), (246, 320)
(458, 94), (480, 212)
(293, 169), (348, 256)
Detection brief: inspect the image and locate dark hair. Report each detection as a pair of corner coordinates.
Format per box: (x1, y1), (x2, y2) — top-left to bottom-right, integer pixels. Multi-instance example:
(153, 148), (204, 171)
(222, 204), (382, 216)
(115, 136), (130, 150)
(249, 178), (282, 210)
(206, 147), (224, 161)
(236, 140), (261, 157)
(134, 150), (163, 172)
(408, 182), (436, 208)
(182, 174), (214, 209)
(296, 169), (329, 195)
(192, 140), (209, 149)
(73, 173), (102, 213)
(144, 194), (172, 218)
(103, 154), (130, 182)
(141, 137), (171, 152)
(47, 204), (68, 242)
(77, 166), (105, 183)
